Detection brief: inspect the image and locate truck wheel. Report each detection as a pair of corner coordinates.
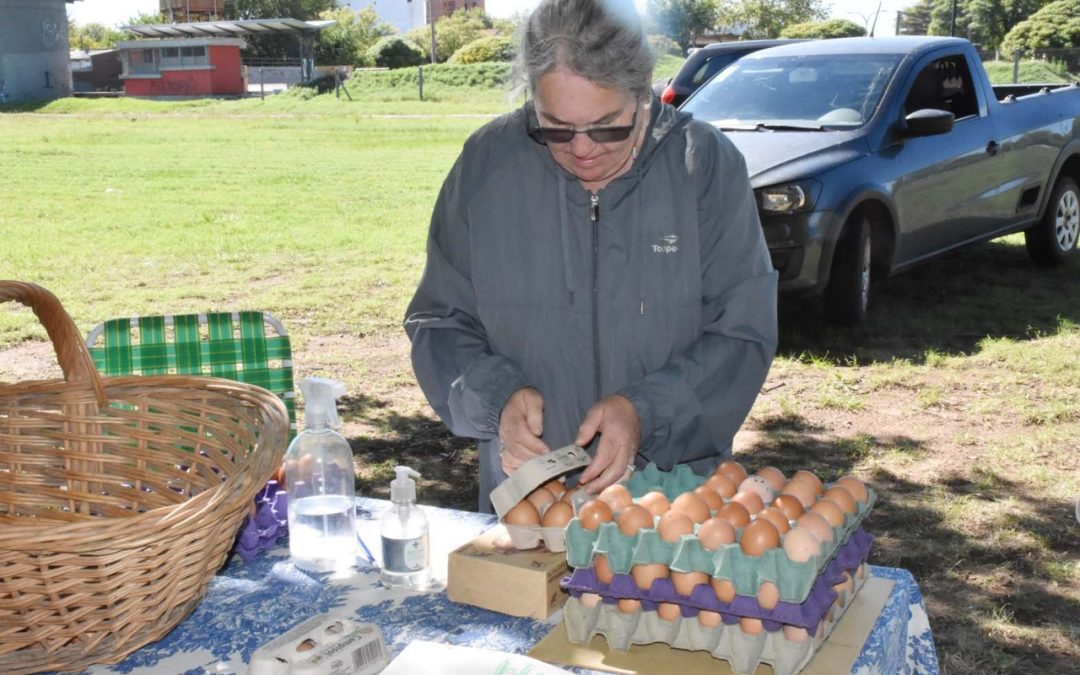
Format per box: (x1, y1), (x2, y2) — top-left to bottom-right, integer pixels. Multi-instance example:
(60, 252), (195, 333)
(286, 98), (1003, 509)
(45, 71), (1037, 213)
(1026, 175), (1079, 266)
(825, 217), (871, 325)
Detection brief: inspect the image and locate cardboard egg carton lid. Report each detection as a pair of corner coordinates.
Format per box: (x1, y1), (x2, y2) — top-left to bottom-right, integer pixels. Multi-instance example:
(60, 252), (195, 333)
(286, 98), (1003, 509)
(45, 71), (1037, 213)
(490, 444), (591, 520)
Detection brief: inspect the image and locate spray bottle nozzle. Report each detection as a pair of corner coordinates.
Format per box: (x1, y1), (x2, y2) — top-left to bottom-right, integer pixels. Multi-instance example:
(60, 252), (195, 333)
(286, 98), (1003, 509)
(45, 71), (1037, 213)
(391, 466), (421, 503)
(299, 377), (347, 430)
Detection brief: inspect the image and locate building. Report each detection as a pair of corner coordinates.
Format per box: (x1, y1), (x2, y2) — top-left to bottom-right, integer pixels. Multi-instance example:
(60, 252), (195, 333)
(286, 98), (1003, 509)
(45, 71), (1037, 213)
(0, 0), (80, 104)
(70, 48), (123, 93)
(117, 37), (246, 97)
(344, 0), (483, 34)
(160, 0), (225, 23)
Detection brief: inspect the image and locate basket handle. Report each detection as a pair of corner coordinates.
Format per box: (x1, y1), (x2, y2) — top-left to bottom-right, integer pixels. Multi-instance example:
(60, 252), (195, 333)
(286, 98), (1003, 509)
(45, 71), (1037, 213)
(0, 281), (108, 406)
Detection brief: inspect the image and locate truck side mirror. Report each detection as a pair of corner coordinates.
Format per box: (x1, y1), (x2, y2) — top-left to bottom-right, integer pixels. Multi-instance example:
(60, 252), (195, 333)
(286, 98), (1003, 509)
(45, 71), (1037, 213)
(902, 109), (955, 138)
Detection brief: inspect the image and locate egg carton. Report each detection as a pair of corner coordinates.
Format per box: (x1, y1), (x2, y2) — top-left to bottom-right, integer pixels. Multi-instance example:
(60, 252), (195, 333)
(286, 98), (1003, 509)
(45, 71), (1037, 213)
(565, 477), (875, 605)
(562, 567), (870, 675)
(562, 529), (872, 633)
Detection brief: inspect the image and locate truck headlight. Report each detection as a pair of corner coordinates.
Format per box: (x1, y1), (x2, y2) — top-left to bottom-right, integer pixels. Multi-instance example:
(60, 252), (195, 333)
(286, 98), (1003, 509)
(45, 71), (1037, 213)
(756, 181), (820, 214)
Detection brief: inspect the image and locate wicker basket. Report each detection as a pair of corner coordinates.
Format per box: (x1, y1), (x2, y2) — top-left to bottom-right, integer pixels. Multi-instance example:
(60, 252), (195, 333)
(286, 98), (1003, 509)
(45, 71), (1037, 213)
(0, 281), (290, 674)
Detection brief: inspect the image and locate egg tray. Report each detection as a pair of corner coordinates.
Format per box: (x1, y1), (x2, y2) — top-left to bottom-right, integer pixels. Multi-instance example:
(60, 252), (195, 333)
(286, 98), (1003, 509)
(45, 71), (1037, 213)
(561, 568), (869, 675)
(565, 477), (875, 605)
(561, 528), (872, 633)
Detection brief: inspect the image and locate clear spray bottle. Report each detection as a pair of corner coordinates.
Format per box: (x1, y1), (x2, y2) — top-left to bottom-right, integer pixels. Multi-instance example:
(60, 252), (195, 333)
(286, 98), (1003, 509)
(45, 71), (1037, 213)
(284, 378), (357, 575)
(380, 466), (431, 590)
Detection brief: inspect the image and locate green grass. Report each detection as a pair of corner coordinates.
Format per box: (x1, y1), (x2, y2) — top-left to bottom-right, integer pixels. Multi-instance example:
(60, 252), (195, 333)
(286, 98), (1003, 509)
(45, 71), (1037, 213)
(984, 59), (1074, 84)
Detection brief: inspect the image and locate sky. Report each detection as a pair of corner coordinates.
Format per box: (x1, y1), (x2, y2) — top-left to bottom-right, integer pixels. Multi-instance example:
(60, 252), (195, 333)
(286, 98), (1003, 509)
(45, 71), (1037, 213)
(67, 0), (898, 36)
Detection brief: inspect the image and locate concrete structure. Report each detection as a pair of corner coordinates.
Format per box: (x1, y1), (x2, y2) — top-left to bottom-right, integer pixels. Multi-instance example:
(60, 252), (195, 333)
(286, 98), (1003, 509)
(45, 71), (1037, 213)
(0, 0), (80, 104)
(117, 37), (246, 97)
(344, 0), (483, 34)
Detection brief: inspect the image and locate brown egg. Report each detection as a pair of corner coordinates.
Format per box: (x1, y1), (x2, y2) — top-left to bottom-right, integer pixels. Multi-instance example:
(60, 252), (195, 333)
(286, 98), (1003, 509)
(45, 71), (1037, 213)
(657, 602), (681, 622)
(636, 490), (671, 518)
(704, 473), (738, 499)
(856, 562), (868, 580)
(716, 501), (751, 529)
(560, 485), (582, 504)
(593, 553), (614, 584)
(738, 475), (776, 505)
(711, 578), (736, 603)
(791, 469), (825, 495)
(617, 598), (641, 614)
(599, 483), (633, 512)
(526, 487), (557, 513)
(782, 526), (822, 563)
(504, 500), (540, 526)
(783, 625), (811, 642)
(542, 479), (567, 499)
(833, 571), (854, 607)
(823, 485), (858, 515)
(837, 476), (869, 504)
(772, 494), (805, 521)
(580, 592), (601, 608)
(716, 460), (748, 486)
(730, 490), (765, 515)
(739, 518), (780, 557)
(780, 479), (818, 509)
(617, 504), (655, 537)
(698, 610), (723, 628)
(631, 563), (670, 591)
(578, 499), (615, 531)
(757, 507), (791, 535)
(757, 580), (780, 609)
(541, 500), (574, 528)
(796, 511), (835, 547)
(671, 491), (711, 523)
(810, 498), (846, 528)
(657, 510), (695, 542)
(756, 466), (786, 493)
(696, 517), (736, 551)
(739, 617), (764, 635)
(671, 570), (708, 596)
(693, 485), (724, 511)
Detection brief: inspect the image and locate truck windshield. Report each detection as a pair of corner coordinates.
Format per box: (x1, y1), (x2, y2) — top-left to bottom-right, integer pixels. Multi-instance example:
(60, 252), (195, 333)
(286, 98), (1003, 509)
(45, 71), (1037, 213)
(682, 54), (902, 130)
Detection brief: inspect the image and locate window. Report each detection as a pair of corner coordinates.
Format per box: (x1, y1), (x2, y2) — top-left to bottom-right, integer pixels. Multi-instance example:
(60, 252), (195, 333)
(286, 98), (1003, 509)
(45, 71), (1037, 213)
(127, 48), (158, 75)
(904, 55), (979, 120)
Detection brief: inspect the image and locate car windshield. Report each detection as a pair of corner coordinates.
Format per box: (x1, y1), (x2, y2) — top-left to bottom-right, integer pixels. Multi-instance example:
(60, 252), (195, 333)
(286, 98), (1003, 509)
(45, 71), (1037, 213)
(682, 53), (902, 130)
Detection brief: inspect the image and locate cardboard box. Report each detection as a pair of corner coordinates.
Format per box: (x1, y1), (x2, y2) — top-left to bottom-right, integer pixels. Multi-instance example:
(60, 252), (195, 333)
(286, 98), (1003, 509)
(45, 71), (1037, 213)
(448, 524), (570, 619)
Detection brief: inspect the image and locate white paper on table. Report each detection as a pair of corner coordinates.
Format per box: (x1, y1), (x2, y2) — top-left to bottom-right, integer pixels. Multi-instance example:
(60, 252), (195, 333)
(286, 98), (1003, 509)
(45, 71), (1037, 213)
(380, 640), (574, 675)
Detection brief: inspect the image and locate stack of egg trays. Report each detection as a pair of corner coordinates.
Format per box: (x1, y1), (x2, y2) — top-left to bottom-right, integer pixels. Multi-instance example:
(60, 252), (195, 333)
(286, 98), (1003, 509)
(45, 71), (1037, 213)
(562, 463), (876, 632)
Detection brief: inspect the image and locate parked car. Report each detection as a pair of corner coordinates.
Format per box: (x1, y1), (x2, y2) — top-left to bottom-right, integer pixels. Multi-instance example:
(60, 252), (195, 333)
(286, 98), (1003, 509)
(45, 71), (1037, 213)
(681, 36), (1080, 323)
(655, 39), (807, 107)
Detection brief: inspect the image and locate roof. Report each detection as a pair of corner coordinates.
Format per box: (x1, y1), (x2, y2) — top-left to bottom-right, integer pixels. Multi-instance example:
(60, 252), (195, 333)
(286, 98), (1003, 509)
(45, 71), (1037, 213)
(739, 36), (969, 58)
(121, 18), (335, 39)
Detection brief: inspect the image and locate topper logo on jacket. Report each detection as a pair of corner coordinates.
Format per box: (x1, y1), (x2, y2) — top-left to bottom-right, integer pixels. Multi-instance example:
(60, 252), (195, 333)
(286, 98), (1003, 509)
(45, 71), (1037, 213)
(652, 234), (679, 254)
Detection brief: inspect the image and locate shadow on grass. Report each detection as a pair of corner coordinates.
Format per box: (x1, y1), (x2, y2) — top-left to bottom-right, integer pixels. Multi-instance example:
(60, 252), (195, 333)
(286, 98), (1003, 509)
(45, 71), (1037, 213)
(779, 238), (1080, 363)
(742, 412), (1080, 674)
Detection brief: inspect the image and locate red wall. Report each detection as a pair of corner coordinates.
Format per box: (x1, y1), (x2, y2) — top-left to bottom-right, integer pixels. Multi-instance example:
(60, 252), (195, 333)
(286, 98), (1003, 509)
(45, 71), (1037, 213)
(123, 45), (244, 97)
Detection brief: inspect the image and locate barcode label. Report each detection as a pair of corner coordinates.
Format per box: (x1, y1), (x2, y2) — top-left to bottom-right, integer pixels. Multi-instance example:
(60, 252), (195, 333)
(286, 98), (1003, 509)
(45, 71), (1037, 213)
(351, 638), (387, 670)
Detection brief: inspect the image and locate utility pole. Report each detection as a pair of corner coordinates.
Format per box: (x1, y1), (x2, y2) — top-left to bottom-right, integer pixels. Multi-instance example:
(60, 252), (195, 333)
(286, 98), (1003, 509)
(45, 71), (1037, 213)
(950, 0), (958, 36)
(895, 10), (903, 36)
(428, 0), (437, 64)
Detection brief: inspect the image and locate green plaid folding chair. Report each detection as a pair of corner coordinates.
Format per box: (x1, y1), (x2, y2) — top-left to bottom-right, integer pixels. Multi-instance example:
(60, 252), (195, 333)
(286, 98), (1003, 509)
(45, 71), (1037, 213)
(86, 311), (296, 437)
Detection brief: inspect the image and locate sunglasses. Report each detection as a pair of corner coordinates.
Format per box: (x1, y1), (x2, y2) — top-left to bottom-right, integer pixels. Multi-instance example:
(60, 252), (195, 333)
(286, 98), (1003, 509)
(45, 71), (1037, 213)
(532, 106), (639, 145)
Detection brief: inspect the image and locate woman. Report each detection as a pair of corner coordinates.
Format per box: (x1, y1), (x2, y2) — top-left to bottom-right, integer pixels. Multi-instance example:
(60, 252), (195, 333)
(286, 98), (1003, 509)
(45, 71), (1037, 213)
(405, 0), (777, 512)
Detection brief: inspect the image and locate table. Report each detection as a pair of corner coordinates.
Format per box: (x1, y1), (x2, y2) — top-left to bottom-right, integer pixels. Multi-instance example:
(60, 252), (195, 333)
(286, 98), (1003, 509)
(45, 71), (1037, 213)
(78, 498), (939, 675)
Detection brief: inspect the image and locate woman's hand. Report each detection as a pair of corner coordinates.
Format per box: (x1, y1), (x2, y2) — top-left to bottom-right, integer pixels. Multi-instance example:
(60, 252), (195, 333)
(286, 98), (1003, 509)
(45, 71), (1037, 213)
(498, 387), (550, 474)
(575, 395), (640, 493)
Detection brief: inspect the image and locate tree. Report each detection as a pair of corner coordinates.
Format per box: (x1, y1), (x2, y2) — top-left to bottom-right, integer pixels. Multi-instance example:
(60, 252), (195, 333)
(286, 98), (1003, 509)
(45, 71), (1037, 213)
(1001, 0), (1080, 51)
(404, 8), (494, 63)
(781, 18), (865, 39)
(646, 0), (718, 54)
(367, 36), (424, 68)
(314, 7), (394, 67)
(448, 36), (515, 64)
(926, 0), (1050, 47)
(717, 0), (828, 39)
(68, 21), (126, 50)
(223, 0), (337, 60)
(123, 12), (168, 26)
(897, 0), (934, 35)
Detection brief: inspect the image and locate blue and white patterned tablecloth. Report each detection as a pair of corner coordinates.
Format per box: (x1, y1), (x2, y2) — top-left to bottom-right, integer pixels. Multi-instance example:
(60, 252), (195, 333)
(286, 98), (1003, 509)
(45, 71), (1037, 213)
(77, 498), (939, 675)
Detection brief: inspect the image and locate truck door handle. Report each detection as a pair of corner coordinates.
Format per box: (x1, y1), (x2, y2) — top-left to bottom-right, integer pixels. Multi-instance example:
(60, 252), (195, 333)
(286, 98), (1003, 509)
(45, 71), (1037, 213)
(986, 140), (999, 156)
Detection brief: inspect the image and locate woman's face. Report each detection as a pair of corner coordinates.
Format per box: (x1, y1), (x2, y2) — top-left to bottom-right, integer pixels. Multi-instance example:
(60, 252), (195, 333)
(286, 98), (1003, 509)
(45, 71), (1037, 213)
(533, 67), (642, 191)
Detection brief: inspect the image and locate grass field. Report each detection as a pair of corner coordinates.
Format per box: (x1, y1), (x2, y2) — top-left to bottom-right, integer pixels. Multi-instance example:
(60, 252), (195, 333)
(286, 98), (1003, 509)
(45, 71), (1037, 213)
(1, 88), (1078, 674)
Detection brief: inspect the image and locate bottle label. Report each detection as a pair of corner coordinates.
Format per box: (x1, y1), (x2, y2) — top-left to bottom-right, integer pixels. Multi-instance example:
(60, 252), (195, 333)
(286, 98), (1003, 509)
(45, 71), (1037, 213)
(382, 533), (429, 573)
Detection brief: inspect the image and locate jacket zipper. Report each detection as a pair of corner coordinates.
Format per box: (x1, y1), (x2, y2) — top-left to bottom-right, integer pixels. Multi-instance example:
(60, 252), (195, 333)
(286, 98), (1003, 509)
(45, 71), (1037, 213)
(590, 193), (601, 403)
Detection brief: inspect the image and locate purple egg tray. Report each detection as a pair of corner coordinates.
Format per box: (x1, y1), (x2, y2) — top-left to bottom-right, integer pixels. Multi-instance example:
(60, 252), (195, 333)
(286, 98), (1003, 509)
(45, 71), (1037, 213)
(561, 528), (873, 633)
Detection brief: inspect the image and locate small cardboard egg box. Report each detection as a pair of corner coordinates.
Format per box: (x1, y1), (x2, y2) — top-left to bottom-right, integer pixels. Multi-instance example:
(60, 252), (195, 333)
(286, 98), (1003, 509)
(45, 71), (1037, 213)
(490, 444), (592, 552)
(561, 567), (870, 675)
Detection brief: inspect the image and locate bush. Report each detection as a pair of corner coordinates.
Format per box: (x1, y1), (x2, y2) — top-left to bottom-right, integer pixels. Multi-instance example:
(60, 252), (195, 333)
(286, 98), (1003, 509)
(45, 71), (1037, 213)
(350, 62), (511, 89)
(448, 36), (514, 64)
(648, 35), (682, 57)
(367, 36), (425, 69)
(781, 19), (865, 39)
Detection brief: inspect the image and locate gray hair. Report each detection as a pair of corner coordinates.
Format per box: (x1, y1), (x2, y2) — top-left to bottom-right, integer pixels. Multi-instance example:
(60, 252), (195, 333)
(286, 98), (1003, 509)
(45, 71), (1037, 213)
(512, 0), (656, 101)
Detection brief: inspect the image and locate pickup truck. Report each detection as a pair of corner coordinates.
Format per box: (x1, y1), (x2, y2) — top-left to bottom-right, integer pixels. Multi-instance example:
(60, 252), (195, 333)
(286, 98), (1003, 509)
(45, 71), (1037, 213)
(681, 37), (1080, 323)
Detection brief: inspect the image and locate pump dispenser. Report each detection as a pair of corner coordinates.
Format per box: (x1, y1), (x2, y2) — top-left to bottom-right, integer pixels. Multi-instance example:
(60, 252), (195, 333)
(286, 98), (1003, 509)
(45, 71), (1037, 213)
(284, 378), (357, 575)
(380, 466), (431, 590)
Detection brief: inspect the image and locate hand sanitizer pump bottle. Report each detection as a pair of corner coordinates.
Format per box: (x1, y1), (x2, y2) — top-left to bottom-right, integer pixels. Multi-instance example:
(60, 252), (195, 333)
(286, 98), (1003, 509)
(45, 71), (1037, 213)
(285, 378), (357, 575)
(380, 466), (431, 590)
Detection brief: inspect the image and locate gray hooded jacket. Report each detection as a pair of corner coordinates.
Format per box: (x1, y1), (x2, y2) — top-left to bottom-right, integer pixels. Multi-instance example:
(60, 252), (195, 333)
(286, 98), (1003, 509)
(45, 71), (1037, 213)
(405, 100), (778, 512)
